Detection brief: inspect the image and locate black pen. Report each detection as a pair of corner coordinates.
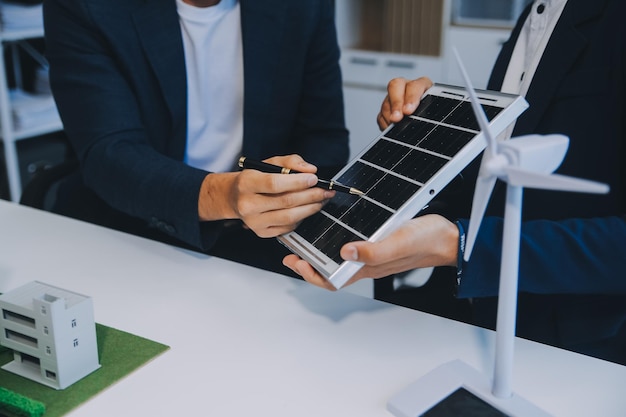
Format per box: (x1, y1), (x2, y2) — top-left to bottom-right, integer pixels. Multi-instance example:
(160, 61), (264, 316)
(238, 157), (364, 196)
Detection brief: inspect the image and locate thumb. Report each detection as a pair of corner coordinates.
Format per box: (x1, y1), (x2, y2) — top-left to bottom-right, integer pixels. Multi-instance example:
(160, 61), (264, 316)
(341, 244), (360, 261)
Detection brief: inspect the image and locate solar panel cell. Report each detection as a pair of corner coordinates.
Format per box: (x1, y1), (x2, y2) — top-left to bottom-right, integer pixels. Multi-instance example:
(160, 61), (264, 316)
(393, 150), (448, 183)
(336, 161), (385, 192)
(361, 139), (411, 168)
(367, 173), (421, 211)
(385, 119), (437, 146)
(414, 95), (460, 122)
(313, 222), (363, 264)
(339, 198), (393, 237)
(419, 126), (475, 157)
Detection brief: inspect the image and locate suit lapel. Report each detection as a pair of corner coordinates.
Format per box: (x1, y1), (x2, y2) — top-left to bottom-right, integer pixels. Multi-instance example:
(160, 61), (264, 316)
(239, 0), (287, 156)
(131, 0), (187, 126)
(514, 0), (609, 135)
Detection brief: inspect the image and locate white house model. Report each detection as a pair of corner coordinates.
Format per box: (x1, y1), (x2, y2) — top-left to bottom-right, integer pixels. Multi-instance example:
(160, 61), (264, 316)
(0, 281), (100, 389)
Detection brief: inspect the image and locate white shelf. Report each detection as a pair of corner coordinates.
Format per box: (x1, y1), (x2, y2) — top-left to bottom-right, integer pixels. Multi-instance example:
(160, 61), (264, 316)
(12, 119), (63, 141)
(0, 22), (62, 201)
(0, 27), (45, 42)
(341, 49), (444, 88)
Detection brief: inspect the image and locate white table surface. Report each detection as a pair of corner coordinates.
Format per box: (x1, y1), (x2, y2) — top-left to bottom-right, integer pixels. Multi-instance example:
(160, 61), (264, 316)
(1, 200), (624, 416)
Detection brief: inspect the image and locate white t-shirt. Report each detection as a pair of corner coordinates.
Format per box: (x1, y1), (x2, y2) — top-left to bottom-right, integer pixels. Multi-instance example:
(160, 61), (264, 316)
(176, 0), (243, 173)
(500, 0), (568, 138)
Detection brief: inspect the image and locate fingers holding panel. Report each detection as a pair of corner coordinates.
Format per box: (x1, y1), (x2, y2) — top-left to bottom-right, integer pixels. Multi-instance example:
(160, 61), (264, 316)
(283, 254), (338, 291)
(404, 77), (433, 114)
(378, 76), (434, 130)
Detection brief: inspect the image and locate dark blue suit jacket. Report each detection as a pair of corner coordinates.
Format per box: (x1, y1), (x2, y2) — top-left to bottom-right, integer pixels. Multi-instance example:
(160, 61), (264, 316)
(43, 0), (349, 251)
(456, 0), (626, 363)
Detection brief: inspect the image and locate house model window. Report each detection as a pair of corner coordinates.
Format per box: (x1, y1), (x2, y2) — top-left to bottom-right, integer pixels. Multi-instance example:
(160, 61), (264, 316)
(0, 281), (100, 390)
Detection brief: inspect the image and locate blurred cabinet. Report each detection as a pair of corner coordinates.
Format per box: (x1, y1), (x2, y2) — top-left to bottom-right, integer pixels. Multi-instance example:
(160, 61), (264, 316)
(336, 0), (450, 57)
(451, 0), (531, 28)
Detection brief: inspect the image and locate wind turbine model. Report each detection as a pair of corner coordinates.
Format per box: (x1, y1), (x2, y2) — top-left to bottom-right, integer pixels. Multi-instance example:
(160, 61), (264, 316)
(387, 50), (609, 417)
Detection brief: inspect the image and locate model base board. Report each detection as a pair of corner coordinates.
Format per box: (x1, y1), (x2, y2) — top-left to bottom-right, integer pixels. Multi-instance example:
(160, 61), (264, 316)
(387, 360), (552, 417)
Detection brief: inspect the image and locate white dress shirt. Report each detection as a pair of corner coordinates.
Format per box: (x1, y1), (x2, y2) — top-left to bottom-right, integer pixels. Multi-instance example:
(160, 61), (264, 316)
(500, 0), (568, 138)
(176, 0), (244, 173)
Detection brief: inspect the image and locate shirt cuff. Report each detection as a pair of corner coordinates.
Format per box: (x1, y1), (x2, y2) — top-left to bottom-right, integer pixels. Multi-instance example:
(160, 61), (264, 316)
(454, 220), (466, 295)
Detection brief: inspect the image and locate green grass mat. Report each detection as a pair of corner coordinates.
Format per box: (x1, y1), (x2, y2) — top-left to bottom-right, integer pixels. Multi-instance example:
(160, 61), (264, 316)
(0, 323), (169, 417)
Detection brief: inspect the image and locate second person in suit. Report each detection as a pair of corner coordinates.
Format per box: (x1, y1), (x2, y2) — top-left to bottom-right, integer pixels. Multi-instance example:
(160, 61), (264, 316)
(285, 0), (626, 364)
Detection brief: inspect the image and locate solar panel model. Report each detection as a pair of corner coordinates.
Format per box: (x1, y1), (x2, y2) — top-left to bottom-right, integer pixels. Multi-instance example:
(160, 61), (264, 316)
(278, 84), (529, 289)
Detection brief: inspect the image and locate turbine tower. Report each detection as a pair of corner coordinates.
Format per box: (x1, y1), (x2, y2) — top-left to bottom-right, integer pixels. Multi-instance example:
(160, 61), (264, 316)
(388, 50), (608, 416)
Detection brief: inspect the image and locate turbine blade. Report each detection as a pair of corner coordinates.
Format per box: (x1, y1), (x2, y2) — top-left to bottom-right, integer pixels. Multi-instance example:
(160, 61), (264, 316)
(504, 166), (609, 194)
(464, 171), (498, 262)
(453, 48), (497, 155)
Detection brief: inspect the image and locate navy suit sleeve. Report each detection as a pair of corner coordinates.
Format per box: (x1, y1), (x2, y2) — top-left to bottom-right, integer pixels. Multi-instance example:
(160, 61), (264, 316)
(457, 216), (626, 298)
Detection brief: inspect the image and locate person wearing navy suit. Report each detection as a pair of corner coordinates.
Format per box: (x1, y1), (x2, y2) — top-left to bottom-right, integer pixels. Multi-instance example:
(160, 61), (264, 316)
(43, 0), (349, 274)
(285, 0), (626, 364)
(467, 0), (626, 364)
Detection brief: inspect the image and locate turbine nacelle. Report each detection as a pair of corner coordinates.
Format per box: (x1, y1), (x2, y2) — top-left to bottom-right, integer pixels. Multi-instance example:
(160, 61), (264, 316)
(465, 132), (609, 262)
(495, 133), (568, 176)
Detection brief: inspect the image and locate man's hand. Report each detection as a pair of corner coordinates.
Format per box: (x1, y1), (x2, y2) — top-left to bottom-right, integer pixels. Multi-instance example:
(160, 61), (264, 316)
(198, 154), (335, 238)
(283, 214), (459, 291)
